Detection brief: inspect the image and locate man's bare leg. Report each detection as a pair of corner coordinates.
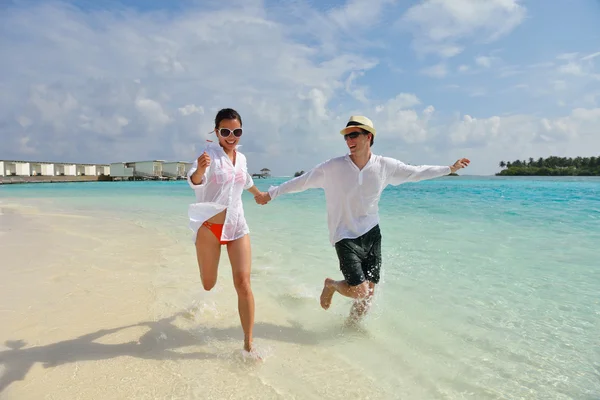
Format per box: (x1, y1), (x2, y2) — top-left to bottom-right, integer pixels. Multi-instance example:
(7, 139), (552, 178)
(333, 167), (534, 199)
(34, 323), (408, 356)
(348, 281), (375, 321)
(320, 278), (370, 310)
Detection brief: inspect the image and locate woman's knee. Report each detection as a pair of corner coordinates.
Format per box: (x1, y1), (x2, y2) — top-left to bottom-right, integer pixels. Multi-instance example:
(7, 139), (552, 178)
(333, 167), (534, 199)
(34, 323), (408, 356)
(201, 277), (217, 291)
(233, 276), (252, 296)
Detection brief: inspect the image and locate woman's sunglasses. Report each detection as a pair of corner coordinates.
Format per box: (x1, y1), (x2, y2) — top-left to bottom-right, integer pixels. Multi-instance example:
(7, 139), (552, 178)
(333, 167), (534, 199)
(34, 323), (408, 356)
(218, 128), (243, 138)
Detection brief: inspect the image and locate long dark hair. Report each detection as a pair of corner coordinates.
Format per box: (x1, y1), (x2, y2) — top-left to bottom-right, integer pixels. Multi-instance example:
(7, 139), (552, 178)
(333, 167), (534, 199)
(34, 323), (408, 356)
(214, 108), (242, 128)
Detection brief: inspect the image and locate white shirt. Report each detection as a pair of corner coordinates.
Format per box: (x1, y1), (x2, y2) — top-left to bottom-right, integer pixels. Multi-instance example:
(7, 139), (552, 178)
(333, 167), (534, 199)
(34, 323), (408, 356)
(268, 154), (451, 246)
(187, 142), (255, 242)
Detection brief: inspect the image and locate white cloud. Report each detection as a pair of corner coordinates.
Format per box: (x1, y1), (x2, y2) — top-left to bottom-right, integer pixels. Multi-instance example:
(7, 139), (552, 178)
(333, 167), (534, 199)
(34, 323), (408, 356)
(475, 56), (493, 68)
(420, 63), (448, 78)
(377, 93), (421, 111)
(558, 62), (583, 76)
(557, 52), (579, 61)
(19, 136), (37, 155)
(135, 97), (171, 126)
(449, 115), (501, 144)
(581, 52), (600, 61)
(446, 108), (600, 147)
(0, 1), (598, 176)
(458, 65), (470, 72)
(329, 0), (397, 31)
(344, 71), (369, 103)
(555, 51), (600, 80)
(179, 104), (204, 116)
(400, 0), (526, 58)
(0, 1), (381, 166)
(375, 103), (435, 143)
(17, 116), (32, 128)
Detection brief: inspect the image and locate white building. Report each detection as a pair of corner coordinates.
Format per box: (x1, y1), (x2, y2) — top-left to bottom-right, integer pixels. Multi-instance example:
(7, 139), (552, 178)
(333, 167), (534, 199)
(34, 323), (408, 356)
(63, 164), (77, 176)
(98, 165), (110, 175)
(15, 162), (30, 176)
(162, 162), (190, 178)
(28, 162), (59, 176)
(54, 163), (76, 176)
(30, 162), (42, 176)
(0, 161), (12, 176)
(110, 162), (134, 178)
(84, 165), (97, 176)
(135, 160), (164, 177)
(1, 160), (110, 178)
(41, 163), (55, 176)
(109, 160), (165, 179)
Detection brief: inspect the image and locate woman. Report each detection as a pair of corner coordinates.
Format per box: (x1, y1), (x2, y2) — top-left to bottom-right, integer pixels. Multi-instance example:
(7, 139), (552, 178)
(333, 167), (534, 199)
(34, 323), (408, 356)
(187, 108), (263, 354)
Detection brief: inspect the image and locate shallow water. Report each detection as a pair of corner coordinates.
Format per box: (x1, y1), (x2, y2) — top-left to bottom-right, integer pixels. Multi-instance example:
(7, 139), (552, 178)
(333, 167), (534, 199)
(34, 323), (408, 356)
(2, 176), (599, 399)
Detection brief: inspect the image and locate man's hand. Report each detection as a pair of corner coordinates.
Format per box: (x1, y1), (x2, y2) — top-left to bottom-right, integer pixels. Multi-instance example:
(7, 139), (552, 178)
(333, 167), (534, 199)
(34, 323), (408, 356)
(450, 158), (470, 174)
(254, 192), (271, 205)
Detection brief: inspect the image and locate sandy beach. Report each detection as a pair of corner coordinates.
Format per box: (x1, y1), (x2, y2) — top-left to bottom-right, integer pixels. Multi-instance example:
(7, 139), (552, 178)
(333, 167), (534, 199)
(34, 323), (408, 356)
(0, 201), (194, 399)
(0, 200), (388, 400)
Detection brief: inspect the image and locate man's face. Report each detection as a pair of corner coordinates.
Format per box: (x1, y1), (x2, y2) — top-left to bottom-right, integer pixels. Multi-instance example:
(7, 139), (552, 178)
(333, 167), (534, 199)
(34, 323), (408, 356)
(344, 127), (371, 155)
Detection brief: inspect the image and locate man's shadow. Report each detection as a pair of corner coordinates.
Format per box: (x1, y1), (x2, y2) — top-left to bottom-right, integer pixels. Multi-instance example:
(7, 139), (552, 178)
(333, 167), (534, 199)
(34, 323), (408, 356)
(0, 312), (331, 394)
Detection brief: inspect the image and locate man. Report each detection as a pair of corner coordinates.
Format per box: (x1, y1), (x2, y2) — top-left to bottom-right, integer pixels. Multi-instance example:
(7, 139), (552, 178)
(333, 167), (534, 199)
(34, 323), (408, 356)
(255, 116), (470, 321)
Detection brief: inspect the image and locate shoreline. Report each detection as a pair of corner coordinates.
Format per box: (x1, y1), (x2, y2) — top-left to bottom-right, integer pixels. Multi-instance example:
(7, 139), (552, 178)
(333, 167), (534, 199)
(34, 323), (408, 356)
(0, 176), (190, 184)
(0, 175), (113, 184)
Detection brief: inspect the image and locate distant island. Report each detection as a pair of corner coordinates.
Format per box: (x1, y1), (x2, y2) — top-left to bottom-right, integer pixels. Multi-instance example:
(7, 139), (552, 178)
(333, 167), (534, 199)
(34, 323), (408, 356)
(496, 156), (600, 176)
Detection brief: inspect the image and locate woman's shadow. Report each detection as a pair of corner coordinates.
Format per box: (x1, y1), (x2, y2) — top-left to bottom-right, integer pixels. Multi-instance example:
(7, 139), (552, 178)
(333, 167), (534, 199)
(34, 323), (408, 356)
(0, 312), (332, 394)
(0, 313), (211, 394)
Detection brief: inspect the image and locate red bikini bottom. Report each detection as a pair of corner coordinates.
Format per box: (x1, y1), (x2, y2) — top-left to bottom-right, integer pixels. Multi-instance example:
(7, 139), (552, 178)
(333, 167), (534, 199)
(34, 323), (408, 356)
(202, 221), (229, 245)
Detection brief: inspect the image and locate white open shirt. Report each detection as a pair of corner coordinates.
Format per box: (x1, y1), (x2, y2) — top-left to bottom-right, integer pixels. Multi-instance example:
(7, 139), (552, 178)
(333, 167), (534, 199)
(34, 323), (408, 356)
(268, 154), (451, 246)
(187, 142), (255, 242)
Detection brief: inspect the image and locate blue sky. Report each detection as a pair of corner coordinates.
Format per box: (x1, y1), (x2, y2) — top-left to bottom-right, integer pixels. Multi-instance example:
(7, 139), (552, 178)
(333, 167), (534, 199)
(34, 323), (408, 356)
(1, 0), (599, 175)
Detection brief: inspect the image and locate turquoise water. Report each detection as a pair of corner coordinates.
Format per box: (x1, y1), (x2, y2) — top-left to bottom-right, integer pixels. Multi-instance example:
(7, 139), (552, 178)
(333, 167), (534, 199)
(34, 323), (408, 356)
(2, 176), (599, 399)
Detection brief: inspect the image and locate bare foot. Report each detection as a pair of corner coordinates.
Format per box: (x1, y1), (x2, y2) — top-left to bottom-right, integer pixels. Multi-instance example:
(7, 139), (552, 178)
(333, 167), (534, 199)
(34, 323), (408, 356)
(242, 339), (264, 362)
(320, 278), (335, 310)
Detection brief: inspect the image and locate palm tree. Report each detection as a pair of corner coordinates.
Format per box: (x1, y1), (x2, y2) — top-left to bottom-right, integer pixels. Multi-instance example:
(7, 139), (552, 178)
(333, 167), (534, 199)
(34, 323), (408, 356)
(499, 161), (506, 168)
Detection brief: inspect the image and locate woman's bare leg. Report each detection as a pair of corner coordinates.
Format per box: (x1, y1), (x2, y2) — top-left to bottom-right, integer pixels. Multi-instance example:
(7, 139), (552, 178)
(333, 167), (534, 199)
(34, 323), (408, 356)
(226, 234), (255, 352)
(195, 225), (221, 291)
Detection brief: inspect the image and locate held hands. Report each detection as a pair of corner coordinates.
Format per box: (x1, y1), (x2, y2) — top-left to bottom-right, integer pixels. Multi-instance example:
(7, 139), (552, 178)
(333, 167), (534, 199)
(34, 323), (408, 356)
(254, 192), (271, 205)
(450, 158), (470, 174)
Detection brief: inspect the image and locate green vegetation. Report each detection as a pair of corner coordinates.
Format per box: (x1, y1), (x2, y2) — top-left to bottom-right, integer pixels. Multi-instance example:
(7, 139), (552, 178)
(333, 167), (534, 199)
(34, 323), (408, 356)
(496, 156), (600, 176)
(294, 170), (305, 177)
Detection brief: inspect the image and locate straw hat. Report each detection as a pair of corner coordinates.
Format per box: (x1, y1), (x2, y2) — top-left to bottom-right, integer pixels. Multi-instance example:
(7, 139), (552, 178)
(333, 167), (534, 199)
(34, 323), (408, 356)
(339, 115), (376, 137)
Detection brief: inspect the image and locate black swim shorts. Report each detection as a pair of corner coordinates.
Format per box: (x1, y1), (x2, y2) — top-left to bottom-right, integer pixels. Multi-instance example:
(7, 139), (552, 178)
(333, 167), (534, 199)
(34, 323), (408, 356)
(334, 225), (382, 287)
